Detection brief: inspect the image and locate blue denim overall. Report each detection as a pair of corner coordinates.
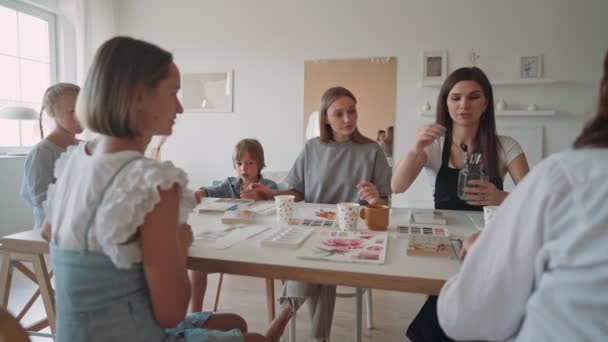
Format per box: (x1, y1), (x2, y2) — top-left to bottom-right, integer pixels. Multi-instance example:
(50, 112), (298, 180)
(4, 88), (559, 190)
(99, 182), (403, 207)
(51, 156), (243, 342)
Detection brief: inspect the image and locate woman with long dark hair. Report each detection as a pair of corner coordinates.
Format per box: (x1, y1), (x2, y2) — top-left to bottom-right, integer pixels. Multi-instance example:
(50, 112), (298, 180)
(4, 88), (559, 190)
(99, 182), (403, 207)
(392, 67), (529, 210)
(392, 67), (530, 341)
(437, 50), (608, 341)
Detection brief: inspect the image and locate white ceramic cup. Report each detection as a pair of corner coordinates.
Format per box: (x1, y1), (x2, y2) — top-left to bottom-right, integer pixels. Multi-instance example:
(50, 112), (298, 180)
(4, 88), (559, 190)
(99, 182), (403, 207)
(337, 202), (361, 231)
(275, 195), (295, 222)
(483, 205), (499, 229)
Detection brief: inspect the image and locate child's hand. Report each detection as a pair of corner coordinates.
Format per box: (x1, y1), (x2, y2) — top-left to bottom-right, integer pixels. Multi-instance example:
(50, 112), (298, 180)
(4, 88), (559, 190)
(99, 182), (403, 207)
(241, 183), (273, 201)
(357, 181), (381, 205)
(194, 190), (206, 203)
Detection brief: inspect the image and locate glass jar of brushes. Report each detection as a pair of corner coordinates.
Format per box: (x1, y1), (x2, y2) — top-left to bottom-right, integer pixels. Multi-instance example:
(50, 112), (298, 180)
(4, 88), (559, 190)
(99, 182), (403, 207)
(457, 152), (488, 200)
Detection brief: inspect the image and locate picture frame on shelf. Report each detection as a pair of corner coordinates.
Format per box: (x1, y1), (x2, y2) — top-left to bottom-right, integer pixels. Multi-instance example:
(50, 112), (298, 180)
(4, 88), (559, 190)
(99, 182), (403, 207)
(518, 55), (542, 79)
(422, 50), (447, 86)
(181, 70), (234, 113)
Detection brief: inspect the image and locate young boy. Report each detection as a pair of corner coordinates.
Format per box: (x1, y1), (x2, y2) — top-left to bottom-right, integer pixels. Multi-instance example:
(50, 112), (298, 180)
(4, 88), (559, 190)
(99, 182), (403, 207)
(191, 138), (278, 312)
(194, 138), (278, 201)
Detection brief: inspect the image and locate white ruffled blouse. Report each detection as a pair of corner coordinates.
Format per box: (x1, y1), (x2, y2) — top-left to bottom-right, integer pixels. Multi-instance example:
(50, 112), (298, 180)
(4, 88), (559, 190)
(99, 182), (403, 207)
(44, 142), (196, 269)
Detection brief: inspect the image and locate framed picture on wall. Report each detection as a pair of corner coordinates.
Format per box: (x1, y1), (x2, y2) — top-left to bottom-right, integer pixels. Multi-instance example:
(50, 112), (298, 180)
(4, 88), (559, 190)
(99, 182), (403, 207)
(422, 50), (447, 86)
(519, 55), (542, 79)
(181, 70), (234, 112)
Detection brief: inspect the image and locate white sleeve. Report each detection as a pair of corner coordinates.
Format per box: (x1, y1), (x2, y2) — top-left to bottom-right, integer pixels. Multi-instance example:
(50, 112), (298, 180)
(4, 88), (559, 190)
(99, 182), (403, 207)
(437, 156), (564, 341)
(499, 135), (524, 166)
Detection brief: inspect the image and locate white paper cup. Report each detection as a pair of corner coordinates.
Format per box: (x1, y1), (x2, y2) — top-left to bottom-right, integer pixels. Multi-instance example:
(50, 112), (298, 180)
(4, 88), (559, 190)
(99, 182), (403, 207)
(275, 195), (295, 222)
(483, 206), (499, 229)
(337, 202), (360, 231)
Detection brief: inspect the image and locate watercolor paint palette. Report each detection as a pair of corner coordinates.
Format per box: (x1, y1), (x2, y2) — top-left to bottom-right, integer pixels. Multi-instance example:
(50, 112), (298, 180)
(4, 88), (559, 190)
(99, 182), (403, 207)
(260, 226), (313, 249)
(397, 226), (449, 237)
(288, 218), (335, 228)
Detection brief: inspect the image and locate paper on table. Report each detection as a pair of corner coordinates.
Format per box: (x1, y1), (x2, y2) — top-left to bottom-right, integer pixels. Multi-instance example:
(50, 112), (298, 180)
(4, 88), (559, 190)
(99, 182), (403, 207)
(192, 223), (270, 249)
(297, 230), (388, 265)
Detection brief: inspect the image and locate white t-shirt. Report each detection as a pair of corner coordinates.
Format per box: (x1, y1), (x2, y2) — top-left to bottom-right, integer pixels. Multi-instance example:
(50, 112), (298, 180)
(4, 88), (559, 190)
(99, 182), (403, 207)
(437, 148), (608, 341)
(423, 135), (523, 191)
(44, 142), (195, 269)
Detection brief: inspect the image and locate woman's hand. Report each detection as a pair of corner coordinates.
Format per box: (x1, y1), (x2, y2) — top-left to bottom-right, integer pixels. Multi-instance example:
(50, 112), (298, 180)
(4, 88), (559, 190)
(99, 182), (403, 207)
(464, 179), (507, 206)
(241, 183), (273, 201)
(459, 231), (481, 261)
(358, 181), (382, 205)
(411, 124), (446, 154)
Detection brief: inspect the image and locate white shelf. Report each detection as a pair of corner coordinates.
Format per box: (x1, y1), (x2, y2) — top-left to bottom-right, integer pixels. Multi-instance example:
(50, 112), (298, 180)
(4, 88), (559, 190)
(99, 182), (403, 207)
(420, 78), (558, 88)
(493, 79), (558, 86)
(420, 109), (556, 117)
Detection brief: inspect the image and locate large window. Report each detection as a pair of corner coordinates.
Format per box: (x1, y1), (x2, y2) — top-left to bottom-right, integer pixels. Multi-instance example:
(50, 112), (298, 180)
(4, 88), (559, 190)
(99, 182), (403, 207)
(0, 0), (56, 151)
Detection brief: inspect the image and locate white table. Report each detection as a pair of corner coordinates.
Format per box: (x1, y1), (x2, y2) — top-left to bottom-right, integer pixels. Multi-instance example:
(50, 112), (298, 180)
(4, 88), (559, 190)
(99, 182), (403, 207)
(187, 203), (479, 295)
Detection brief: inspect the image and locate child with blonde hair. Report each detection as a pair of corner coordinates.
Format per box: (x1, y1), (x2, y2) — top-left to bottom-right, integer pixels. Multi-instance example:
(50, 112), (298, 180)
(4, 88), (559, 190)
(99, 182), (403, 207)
(20, 83), (81, 230)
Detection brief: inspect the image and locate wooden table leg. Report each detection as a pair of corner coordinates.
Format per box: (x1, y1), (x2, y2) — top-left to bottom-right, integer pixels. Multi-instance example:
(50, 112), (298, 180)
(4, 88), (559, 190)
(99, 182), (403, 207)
(265, 278), (275, 321)
(0, 250), (13, 308)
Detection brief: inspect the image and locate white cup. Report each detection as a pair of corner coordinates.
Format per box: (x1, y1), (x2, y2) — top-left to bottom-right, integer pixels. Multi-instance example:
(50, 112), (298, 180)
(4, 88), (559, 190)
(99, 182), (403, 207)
(483, 206), (499, 229)
(275, 195), (295, 222)
(337, 202), (360, 231)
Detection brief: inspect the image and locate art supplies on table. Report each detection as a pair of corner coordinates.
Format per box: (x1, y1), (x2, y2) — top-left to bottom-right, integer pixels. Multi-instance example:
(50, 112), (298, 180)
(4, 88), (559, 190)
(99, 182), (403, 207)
(297, 230), (388, 265)
(288, 218), (335, 228)
(315, 209), (336, 220)
(408, 209), (448, 228)
(406, 235), (462, 260)
(260, 226), (313, 249)
(193, 224), (270, 249)
(397, 226), (449, 238)
(198, 197), (253, 213)
(221, 208), (255, 224)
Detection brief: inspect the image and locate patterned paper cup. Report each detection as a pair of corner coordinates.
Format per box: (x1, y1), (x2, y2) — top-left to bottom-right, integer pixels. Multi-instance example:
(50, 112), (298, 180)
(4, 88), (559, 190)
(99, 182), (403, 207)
(275, 195), (295, 222)
(337, 202), (361, 231)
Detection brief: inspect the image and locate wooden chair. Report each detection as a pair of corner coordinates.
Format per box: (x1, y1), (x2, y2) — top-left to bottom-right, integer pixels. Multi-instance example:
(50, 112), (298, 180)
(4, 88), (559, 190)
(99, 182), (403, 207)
(0, 308), (30, 342)
(0, 231), (54, 338)
(213, 274), (277, 321)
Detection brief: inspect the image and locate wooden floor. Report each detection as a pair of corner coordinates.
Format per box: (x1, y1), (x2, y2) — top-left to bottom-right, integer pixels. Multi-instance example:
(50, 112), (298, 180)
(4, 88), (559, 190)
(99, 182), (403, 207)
(3, 256), (423, 341)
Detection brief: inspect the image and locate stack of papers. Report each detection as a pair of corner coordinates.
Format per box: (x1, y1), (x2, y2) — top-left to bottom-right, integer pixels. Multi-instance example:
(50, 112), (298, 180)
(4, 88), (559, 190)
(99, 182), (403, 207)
(198, 198), (253, 213)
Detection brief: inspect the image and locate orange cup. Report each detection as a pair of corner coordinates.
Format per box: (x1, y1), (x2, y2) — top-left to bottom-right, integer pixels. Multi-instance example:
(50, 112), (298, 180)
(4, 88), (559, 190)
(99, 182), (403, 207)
(359, 205), (389, 231)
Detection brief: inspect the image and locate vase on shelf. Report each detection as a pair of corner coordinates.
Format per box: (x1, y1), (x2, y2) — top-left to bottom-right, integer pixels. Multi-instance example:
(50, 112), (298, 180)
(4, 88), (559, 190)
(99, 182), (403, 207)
(496, 99), (507, 111)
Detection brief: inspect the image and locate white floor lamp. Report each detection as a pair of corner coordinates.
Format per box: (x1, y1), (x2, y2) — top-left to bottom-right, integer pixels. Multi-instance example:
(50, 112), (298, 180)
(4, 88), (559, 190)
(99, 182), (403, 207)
(0, 106), (39, 154)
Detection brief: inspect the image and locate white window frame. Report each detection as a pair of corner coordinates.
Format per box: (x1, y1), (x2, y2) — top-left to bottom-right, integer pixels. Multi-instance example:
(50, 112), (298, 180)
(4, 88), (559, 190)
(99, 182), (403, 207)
(0, 0), (57, 154)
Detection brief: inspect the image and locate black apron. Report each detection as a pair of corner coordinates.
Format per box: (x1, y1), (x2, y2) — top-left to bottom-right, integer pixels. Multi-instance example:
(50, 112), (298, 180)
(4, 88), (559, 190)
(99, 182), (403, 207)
(407, 135), (503, 342)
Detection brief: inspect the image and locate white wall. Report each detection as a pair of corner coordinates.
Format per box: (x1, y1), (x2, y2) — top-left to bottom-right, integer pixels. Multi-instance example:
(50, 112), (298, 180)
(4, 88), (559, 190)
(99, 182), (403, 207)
(113, 0), (607, 207)
(3, 0), (604, 231)
(0, 157), (34, 234)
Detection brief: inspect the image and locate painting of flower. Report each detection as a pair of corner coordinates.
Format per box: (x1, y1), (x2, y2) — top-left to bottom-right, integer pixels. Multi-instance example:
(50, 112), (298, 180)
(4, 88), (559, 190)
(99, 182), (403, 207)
(299, 231), (388, 264)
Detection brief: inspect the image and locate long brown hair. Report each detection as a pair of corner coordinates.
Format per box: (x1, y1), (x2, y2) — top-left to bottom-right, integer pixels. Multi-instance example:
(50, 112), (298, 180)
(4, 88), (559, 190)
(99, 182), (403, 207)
(318, 86), (375, 144)
(38, 83), (80, 139)
(436, 67), (501, 178)
(574, 50), (608, 148)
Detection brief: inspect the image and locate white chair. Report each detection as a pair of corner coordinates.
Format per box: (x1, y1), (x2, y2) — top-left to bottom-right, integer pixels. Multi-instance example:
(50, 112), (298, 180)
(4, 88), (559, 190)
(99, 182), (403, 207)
(286, 287), (373, 342)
